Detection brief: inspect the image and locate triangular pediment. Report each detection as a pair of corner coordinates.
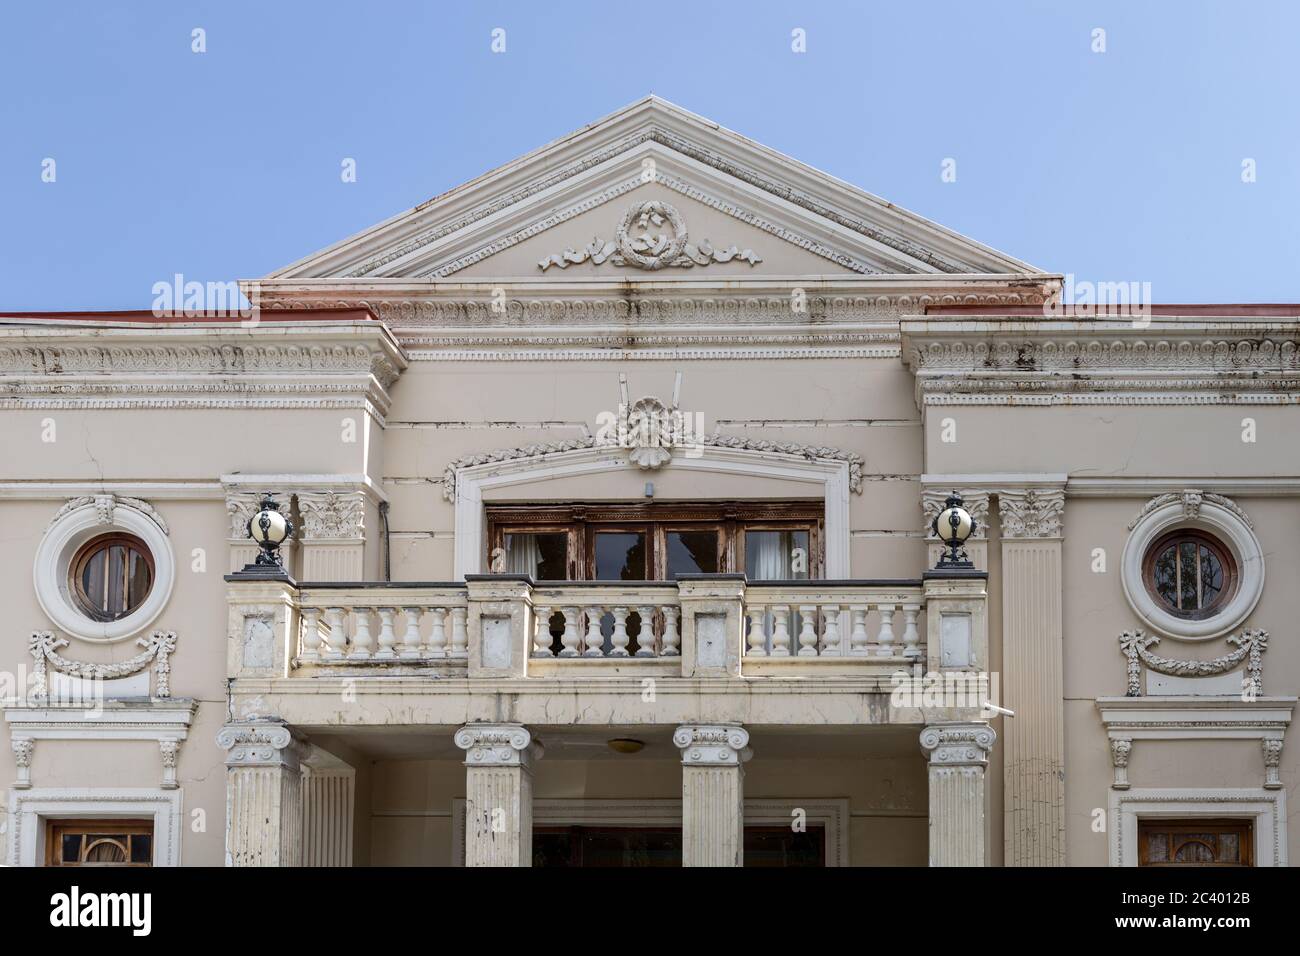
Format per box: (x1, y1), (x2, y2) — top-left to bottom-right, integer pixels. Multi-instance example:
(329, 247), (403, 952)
(268, 96), (1040, 282)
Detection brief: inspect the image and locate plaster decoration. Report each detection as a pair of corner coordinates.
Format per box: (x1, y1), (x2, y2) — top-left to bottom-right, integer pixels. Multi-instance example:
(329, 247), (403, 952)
(216, 721), (304, 769)
(1109, 737), (1133, 790)
(442, 434), (864, 502)
(297, 492), (366, 540)
(159, 739), (179, 789)
(997, 488), (1065, 538)
(28, 631), (177, 701)
(919, 723), (997, 767)
(1121, 491), (1264, 640)
(1262, 738), (1284, 789)
(45, 494), (169, 535)
(35, 494), (175, 644)
(922, 490), (990, 540)
(1118, 628), (1268, 697)
(538, 200), (761, 273)
(226, 493), (268, 539)
(1126, 490), (1254, 531)
(454, 724), (538, 766)
(673, 724), (751, 766)
(7, 789), (184, 867)
(11, 738), (33, 789)
(1109, 788), (1286, 867)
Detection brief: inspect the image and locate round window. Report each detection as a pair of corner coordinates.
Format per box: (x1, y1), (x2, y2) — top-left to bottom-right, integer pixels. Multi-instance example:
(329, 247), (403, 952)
(1142, 530), (1236, 621)
(70, 534), (155, 622)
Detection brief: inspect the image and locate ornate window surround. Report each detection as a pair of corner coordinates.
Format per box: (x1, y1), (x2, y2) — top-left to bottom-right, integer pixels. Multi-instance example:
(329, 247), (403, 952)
(451, 444), (854, 580)
(6, 787), (183, 867)
(34, 495), (175, 644)
(450, 797), (849, 867)
(1108, 787), (1285, 867)
(1122, 491), (1263, 641)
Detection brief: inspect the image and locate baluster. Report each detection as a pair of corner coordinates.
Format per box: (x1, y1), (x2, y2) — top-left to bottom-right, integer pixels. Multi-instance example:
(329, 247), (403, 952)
(300, 607), (323, 661)
(634, 606), (656, 657)
(400, 607), (423, 659)
(532, 605), (554, 658)
(902, 604), (921, 659)
(875, 604), (896, 658)
(609, 607), (631, 657)
(350, 608), (374, 659)
(448, 606), (469, 658)
(797, 605), (819, 657)
(373, 608), (396, 659)
(770, 606), (791, 657)
(849, 606), (870, 656)
(559, 607), (581, 657)
(323, 607), (347, 660)
(745, 606), (768, 657)
(583, 606), (606, 657)
(427, 607), (448, 658)
(821, 606), (842, 657)
(661, 607), (680, 657)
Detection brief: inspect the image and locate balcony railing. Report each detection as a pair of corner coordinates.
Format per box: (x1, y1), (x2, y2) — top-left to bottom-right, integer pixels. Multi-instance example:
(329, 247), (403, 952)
(271, 577), (934, 677)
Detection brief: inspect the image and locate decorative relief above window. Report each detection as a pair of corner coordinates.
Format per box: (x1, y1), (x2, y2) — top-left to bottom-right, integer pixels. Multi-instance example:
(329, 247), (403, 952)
(35, 495), (174, 644)
(1122, 490), (1263, 641)
(538, 200), (762, 272)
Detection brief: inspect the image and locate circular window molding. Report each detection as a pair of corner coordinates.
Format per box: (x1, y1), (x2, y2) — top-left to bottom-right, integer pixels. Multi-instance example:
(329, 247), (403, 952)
(1121, 494), (1263, 641)
(35, 495), (174, 643)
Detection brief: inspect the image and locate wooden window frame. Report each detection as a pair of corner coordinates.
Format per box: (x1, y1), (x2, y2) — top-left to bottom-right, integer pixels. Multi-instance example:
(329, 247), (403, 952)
(1137, 818), (1254, 867)
(487, 502), (823, 581)
(70, 533), (155, 623)
(1142, 529), (1237, 621)
(45, 818), (155, 867)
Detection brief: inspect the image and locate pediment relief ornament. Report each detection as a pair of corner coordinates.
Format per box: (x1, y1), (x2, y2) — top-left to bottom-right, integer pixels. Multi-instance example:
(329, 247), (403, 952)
(538, 200), (761, 272)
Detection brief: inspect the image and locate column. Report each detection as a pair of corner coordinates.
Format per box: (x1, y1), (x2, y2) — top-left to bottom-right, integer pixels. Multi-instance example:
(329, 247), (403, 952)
(674, 724), (750, 867)
(920, 721), (996, 867)
(454, 723), (541, 867)
(997, 485), (1066, 867)
(217, 720), (307, 867)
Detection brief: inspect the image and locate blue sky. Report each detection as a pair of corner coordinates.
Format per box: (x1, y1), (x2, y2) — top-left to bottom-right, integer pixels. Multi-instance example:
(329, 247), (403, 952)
(2, 1), (1297, 309)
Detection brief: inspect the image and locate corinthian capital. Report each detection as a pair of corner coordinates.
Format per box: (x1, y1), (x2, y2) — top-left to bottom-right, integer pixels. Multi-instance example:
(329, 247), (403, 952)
(997, 487), (1065, 538)
(297, 491), (366, 540)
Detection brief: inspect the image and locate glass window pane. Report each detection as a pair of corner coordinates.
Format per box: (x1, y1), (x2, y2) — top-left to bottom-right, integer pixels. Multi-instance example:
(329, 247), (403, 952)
(595, 532), (646, 580)
(745, 530), (810, 580)
(1153, 546), (1178, 608)
(1199, 546), (1223, 606)
(130, 834), (152, 864)
(127, 549), (152, 610)
(61, 833), (82, 863)
(665, 531), (718, 577)
(1178, 541), (1199, 609)
(502, 533), (567, 580)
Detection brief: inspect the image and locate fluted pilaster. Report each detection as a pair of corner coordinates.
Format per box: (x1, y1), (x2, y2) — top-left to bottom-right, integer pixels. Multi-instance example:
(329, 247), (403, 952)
(454, 723), (541, 867)
(217, 721), (306, 867)
(674, 724), (750, 867)
(920, 722), (995, 867)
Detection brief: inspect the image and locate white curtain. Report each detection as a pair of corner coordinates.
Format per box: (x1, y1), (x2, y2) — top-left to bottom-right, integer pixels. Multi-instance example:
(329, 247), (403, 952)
(746, 531), (806, 653)
(505, 534), (543, 577)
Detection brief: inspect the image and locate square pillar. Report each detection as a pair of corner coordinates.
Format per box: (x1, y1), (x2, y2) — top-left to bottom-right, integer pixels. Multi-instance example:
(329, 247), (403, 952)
(676, 574), (746, 678)
(454, 724), (541, 867)
(920, 721), (996, 867)
(674, 724), (750, 866)
(465, 575), (533, 678)
(218, 720), (307, 867)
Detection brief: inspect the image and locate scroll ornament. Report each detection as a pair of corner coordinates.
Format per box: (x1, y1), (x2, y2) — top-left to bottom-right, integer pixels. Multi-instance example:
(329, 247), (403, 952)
(1119, 628), (1267, 697)
(538, 200), (761, 271)
(29, 630), (177, 701)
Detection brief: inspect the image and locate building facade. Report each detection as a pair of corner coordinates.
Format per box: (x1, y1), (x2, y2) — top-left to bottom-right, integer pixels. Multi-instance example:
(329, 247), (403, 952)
(1, 97), (1293, 867)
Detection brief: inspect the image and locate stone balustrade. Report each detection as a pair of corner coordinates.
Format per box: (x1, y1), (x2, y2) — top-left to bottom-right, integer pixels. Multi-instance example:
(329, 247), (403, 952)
(229, 575), (942, 679)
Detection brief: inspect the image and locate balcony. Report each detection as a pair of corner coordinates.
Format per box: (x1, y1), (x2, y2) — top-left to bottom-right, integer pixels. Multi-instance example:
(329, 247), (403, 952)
(225, 573), (987, 683)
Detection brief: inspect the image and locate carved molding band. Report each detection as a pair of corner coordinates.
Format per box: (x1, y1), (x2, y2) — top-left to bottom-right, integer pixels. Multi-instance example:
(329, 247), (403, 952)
(29, 630), (176, 701)
(1119, 628), (1268, 697)
(538, 200), (761, 272)
(997, 488), (1065, 538)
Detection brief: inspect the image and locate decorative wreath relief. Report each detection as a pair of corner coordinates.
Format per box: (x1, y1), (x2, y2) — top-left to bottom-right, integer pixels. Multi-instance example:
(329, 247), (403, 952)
(1119, 628), (1267, 698)
(538, 200), (762, 271)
